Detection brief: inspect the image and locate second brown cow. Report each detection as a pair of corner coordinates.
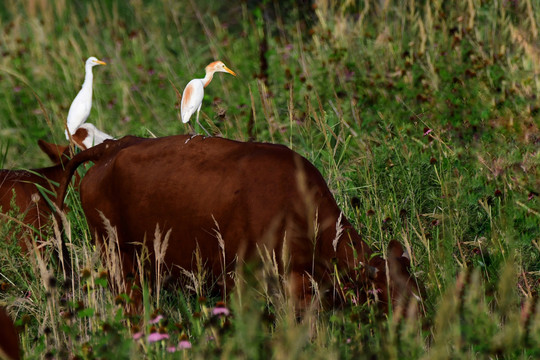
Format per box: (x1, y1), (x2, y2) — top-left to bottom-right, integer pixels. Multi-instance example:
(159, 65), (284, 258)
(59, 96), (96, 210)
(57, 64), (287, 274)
(57, 135), (422, 311)
(0, 140), (72, 250)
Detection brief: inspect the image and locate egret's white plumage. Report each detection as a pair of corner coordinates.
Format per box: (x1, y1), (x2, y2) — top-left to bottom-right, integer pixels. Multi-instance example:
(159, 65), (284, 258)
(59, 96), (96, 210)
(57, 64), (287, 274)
(180, 61), (236, 135)
(65, 56), (106, 140)
(73, 123), (114, 150)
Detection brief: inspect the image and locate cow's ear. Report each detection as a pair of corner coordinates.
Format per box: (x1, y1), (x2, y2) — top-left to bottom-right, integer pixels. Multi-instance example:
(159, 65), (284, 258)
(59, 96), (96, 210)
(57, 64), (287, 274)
(388, 240), (412, 269)
(38, 140), (68, 164)
(388, 240), (405, 259)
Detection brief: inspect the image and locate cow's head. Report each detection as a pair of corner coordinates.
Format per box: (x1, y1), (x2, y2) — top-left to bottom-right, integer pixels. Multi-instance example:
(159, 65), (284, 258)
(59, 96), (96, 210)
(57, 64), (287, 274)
(37, 139), (71, 165)
(366, 240), (424, 314)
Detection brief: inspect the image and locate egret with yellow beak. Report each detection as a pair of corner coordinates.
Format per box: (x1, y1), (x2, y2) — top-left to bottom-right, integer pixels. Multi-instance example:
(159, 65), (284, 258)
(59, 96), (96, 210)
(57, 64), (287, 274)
(65, 56), (106, 139)
(180, 61), (236, 135)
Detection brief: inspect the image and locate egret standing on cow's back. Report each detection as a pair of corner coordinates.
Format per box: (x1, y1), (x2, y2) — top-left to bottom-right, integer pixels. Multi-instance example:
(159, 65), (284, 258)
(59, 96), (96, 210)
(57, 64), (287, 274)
(65, 56), (106, 140)
(181, 61), (236, 135)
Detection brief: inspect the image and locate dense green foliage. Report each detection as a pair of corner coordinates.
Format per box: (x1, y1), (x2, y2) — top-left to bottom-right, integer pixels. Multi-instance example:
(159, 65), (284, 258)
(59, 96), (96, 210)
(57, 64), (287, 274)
(1, 0), (539, 358)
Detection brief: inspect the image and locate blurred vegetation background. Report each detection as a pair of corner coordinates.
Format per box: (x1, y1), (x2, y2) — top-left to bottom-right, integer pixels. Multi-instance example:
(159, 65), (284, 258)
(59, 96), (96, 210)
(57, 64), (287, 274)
(0, 0), (539, 358)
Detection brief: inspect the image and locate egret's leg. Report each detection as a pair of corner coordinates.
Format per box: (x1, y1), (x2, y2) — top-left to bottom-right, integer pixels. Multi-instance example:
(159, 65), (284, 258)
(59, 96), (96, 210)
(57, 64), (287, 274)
(195, 105), (210, 136)
(187, 122), (195, 135)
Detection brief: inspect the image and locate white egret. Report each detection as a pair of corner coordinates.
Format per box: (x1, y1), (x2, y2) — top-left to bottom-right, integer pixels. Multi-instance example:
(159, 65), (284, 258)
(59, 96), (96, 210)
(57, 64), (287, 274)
(180, 61), (236, 135)
(72, 123), (114, 150)
(65, 56), (106, 140)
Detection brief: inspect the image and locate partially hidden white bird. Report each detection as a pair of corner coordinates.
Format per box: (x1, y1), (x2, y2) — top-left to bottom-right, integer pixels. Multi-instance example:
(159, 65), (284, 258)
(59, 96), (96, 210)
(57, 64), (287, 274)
(181, 61), (236, 135)
(65, 56), (106, 140)
(72, 123), (114, 150)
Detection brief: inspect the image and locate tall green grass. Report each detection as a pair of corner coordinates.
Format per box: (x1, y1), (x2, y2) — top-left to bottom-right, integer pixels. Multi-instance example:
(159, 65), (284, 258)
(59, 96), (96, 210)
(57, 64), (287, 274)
(1, 0), (539, 358)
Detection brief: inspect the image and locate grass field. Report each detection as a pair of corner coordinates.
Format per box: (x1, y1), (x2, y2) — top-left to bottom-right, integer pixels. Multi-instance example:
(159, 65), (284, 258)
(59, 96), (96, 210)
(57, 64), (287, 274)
(1, 0), (539, 358)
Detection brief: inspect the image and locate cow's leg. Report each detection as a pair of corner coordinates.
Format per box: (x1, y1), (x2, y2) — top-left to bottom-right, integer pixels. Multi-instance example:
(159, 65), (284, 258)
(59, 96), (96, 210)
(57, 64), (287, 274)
(95, 230), (144, 315)
(288, 270), (318, 312)
(120, 250), (145, 315)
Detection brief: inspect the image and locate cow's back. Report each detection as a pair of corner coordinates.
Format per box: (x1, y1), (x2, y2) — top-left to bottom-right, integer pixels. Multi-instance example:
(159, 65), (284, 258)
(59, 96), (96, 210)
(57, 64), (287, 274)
(80, 135), (362, 279)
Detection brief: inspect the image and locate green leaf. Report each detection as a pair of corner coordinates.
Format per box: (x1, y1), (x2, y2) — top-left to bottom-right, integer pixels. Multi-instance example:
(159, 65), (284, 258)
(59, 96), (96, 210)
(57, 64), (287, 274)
(77, 308), (95, 318)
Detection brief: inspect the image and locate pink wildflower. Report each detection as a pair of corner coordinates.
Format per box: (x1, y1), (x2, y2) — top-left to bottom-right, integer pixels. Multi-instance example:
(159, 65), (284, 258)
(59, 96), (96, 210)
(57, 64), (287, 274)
(212, 301), (230, 316)
(149, 314), (164, 324)
(423, 128), (433, 136)
(367, 288), (383, 295)
(147, 332), (169, 343)
(132, 331), (143, 340)
(212, 307), (230, 316)
(178, 340), (192, 350)
(344, 70), (355, 82)
(167, 346), (177, 353)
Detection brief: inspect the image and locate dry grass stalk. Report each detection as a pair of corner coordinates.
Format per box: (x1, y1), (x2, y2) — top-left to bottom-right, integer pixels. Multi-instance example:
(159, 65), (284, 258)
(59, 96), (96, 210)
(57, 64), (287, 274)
(98, 212), (126, 296)
(51, 203), (72, 280)
(153, 224), (171, 307)
(211, 215), (227, 298)
(177, 245), (208, 297)
(525, 0), (538, 39)
(256, 244), (285, 306)
(257, 79), (279, 138)
(331, 212), (343, 252)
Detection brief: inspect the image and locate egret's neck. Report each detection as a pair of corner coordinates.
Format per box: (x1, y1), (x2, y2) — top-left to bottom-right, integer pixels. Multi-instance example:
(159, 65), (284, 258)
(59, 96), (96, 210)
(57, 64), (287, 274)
(202, 71), (215, 88)
(82, 65), (94, 89)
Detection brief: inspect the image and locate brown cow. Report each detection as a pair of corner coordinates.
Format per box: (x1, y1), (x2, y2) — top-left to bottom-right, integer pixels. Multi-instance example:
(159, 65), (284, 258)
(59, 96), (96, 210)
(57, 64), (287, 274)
(0, 140), (72, 249)
(0, 307), (20, 360)
(0, 125), (104, 239)
(57, 135), (422, 311)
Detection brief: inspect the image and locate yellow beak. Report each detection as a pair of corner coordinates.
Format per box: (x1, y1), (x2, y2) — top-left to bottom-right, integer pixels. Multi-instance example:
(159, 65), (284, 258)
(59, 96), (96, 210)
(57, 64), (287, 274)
(95, 60), (107, 65)
(224, 65), (236, 77)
